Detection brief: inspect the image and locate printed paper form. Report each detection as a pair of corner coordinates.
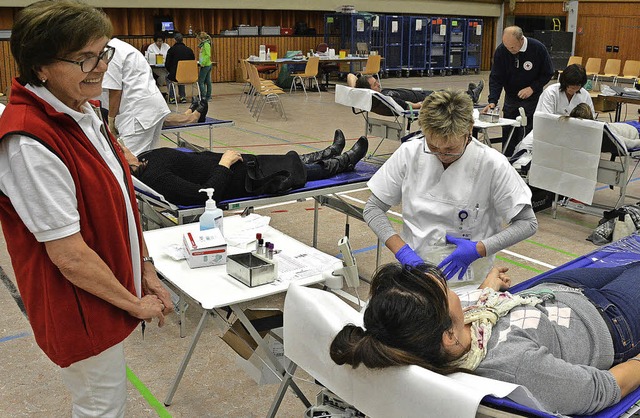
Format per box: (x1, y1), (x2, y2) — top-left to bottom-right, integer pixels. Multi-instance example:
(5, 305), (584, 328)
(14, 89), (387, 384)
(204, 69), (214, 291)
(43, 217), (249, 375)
(274, 251), (339, 283)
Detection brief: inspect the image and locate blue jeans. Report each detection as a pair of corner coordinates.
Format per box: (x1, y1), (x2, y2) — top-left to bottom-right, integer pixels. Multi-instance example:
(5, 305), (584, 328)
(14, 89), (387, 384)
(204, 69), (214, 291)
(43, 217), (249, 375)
(537, 261), (640, 363)
(198, 65), (212, 101)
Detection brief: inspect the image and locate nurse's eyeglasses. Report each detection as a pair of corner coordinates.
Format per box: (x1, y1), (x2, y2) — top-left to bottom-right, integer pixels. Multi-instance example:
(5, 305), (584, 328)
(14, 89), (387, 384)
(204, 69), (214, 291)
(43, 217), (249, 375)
(423, 134), (472, 157)
(55, 45), (115, 73)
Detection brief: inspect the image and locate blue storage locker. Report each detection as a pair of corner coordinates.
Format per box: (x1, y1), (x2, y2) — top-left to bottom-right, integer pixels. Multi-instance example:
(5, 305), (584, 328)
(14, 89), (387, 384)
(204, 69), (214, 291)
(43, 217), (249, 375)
(427, 17), (448, 76)
(465, 18), (483, 73)
(405, 16), (429, 76)
(447, 18), (466, 75)
(324, 13), (375, 73)
(382, 15), (404, 75)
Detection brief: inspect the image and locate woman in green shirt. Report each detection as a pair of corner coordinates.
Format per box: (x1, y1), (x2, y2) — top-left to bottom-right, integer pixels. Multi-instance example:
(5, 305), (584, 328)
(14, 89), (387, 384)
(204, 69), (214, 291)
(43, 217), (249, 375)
(197, 32), (213, 101)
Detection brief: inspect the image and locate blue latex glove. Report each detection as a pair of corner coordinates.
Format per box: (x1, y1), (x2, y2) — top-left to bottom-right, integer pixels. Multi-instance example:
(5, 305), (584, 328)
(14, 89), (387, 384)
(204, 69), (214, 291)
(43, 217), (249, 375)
(437, 234), (481, 281)
(395, 244), (423, 267)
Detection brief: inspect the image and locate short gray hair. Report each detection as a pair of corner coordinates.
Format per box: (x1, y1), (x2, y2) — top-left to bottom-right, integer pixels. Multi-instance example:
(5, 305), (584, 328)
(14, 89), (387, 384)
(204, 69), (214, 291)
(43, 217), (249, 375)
(504, 26), (524, 40)
(418, 90), (474, 141)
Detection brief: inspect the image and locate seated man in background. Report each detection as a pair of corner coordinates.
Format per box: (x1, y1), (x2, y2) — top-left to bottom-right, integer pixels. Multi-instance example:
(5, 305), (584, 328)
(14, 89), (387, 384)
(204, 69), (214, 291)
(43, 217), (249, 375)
(165, 32), (195, 104)
(349, 73), (484, 113)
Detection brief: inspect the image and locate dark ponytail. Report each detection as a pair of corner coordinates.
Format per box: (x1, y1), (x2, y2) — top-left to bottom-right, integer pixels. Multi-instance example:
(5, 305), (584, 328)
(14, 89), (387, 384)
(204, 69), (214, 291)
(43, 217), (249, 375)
(329, 263), (471, 375)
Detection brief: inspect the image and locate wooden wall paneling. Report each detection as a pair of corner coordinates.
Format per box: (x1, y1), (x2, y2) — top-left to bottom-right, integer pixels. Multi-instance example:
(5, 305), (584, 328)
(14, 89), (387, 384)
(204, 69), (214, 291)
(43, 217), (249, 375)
(1, 40), (18, 95)
(508, 2), (565, 16)
(481, 18), (497, 70)
(0, 8), (16, 29)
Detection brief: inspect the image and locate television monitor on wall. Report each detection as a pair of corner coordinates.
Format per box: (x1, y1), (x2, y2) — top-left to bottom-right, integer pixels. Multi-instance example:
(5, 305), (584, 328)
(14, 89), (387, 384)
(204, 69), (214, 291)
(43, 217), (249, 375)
(161, 21), (175, 32)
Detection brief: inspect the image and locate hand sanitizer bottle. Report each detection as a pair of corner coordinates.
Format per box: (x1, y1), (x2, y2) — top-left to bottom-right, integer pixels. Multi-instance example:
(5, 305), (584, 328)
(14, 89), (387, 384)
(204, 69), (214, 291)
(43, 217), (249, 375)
(198, 188), (224, 235)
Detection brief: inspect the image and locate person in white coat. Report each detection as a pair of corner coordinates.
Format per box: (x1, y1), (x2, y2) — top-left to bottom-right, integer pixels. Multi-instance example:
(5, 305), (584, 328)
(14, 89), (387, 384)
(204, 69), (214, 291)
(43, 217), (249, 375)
(364, 90), (537, 287)
(103, 38), (206, 156)
(512, 64), (596, 167)
(146, 34), (170, 58)
(536, 64), (595, 116)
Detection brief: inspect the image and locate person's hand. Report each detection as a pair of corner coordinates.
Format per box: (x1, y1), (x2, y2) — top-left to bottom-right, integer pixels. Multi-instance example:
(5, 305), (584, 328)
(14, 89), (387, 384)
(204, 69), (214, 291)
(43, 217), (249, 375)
(129, 295), (166, 327)
(481, 103), (496, 114)
(142, 263), (174, 316)
(480, 266), (511, 291)
(438, 234), (482, 280)
(395, 244), (424, 267)
(219, 150), (243, 168)
(517, 87), (534, 100)
(108, 116), (118, 137)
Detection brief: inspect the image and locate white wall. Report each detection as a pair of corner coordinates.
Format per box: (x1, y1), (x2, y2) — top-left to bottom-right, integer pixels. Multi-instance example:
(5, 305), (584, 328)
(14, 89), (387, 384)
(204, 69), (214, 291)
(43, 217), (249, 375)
(2, 0), (502, 17)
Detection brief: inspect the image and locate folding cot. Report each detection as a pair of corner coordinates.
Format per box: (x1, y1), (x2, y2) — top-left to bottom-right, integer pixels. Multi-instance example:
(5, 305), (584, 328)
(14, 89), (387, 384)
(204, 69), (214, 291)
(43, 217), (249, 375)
(134, 158), (379, 247)
(160, 116), (234, 151)
(275, 233), (640, 417)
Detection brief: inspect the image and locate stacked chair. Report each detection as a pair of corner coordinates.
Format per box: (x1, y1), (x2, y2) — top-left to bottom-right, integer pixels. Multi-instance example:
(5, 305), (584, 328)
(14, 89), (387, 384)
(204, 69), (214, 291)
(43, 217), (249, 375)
(242, 60), (287, 121)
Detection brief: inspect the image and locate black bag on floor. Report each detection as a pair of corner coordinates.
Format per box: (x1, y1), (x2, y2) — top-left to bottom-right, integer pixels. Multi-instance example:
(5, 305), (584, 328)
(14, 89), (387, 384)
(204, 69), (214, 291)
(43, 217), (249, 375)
(529, 186), (555, 213)
(244, 151), (307, 195)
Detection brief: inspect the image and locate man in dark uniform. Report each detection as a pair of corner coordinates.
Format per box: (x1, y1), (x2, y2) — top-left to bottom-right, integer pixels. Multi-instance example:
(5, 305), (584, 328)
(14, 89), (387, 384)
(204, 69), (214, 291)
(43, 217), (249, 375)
(165, 32), (195, 104)
(482, 26), (554, 156)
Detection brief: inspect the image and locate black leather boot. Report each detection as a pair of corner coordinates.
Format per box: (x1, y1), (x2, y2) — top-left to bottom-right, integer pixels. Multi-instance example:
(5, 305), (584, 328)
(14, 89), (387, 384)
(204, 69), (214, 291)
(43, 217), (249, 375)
(299, 129), (346, 164)
(467, 80), (484, 104)
(320, 136), (368, 176)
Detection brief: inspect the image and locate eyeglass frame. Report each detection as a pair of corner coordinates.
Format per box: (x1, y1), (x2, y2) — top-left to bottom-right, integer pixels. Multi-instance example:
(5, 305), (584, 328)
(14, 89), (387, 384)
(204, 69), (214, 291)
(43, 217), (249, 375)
(423, 133), (472, 158)
(55, 45), (115, 73)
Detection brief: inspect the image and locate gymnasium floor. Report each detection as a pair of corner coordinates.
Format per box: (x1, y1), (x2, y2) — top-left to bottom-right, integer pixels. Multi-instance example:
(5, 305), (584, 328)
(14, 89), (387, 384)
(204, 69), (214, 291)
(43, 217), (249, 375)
(1, 72), (639, 417)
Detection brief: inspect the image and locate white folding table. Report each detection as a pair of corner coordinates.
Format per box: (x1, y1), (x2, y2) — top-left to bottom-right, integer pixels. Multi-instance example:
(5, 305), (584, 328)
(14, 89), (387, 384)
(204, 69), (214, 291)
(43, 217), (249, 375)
(143, 216), (340, 407)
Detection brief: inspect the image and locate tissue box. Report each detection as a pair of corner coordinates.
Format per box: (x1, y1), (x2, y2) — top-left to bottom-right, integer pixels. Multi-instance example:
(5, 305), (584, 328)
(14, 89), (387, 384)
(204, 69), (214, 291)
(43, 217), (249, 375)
(183, 228), (227, 268)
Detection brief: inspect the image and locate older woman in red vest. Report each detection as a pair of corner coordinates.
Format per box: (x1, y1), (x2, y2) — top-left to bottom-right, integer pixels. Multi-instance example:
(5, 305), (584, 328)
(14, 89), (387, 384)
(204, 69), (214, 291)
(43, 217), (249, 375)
(0, 1), (172, 415)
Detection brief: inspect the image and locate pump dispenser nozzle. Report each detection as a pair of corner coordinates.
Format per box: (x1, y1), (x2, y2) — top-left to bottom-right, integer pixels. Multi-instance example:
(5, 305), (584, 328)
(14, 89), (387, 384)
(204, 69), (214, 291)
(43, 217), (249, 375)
(199, 188), (216, 209)
(198, 188), (224, 234)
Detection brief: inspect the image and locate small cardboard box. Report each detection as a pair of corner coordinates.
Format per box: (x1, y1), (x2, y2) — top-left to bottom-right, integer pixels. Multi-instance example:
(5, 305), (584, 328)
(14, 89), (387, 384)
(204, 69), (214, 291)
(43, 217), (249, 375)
(221, 309), (288, 385)
(182, 227), (226, 268)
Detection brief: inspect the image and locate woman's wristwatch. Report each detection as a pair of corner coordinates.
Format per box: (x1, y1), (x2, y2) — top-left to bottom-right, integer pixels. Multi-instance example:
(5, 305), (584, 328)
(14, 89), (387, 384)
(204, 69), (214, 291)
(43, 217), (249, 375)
(142, 256), (154, 265)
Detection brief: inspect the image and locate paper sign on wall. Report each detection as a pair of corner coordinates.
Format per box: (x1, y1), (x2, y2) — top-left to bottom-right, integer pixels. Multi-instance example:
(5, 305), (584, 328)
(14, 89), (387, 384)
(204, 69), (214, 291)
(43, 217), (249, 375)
(373, 16), (379, 28)
(357, 19), (364, 32)
(392, 21), (398, 33)
(440, 24), (446, 36)
(416, 20), (422, 31)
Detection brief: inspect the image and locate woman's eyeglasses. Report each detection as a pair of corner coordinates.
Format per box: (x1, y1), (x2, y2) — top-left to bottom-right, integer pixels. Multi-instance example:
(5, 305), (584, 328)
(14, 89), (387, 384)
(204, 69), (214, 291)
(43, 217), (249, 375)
(423, 134), (472, 158)
(56, 45), (115, 73)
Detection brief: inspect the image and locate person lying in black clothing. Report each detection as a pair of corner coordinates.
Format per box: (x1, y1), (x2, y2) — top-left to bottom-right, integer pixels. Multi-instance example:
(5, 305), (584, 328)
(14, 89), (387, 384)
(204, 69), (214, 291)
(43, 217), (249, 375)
(348, 73), (484, 113)
(123, 130), (368, 206)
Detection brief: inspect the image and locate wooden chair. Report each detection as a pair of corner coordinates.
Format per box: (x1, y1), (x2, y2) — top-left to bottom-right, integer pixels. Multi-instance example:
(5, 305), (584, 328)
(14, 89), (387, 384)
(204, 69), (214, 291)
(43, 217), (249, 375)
(584, 57), (602, 80)
(289, 56), (321, 98)
(246, 61), (286, 121)
(595, 58), (621, 84)
(168, 60), (200, 111)
(359, 54), (382, 88)
(556, 56), (582, 80)
(615, 60), (640, 85)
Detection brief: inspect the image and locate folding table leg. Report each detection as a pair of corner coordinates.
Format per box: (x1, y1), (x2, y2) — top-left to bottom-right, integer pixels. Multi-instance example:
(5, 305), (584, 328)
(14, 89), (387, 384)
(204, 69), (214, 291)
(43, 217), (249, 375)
(164, 310), (209, 406)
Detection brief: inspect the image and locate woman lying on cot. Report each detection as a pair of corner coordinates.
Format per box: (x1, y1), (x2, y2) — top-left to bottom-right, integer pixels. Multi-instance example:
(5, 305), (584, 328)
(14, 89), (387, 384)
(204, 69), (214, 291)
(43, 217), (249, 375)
(123, 129), (368, 205)
(330, 262), (640, 415)
(568, 103), (640, 149)
(512, 103), (640, 169)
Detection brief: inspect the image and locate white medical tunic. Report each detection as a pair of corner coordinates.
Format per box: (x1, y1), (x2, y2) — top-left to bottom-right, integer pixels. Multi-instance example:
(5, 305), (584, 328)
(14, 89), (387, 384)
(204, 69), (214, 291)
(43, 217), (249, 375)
(103, 38), (170, 155)
(147, 42), (170, 57)
(535, 83), (595, 116)
(368, 137), (532, 283)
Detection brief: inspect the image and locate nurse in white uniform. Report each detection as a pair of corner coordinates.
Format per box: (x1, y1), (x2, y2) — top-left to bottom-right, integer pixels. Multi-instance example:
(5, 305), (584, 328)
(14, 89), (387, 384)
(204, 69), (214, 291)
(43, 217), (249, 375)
(364, 90), (537, 287)
(103, 37), (171, 156)
(536, 64), (595, 116)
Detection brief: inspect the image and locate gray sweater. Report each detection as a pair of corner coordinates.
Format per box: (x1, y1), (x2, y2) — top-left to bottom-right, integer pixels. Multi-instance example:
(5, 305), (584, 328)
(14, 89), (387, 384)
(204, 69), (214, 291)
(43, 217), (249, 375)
(464, 284), (618, 415)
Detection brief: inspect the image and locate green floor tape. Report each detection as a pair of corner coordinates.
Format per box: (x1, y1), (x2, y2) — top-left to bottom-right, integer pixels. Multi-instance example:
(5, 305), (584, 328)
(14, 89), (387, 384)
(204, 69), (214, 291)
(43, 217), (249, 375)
(127, 366), (172, 418)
